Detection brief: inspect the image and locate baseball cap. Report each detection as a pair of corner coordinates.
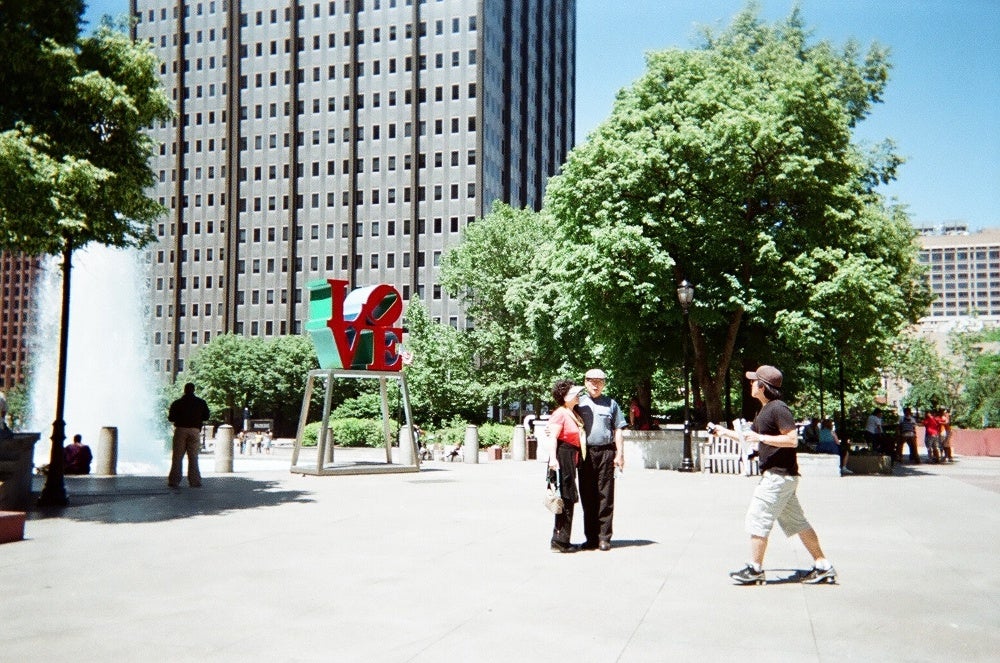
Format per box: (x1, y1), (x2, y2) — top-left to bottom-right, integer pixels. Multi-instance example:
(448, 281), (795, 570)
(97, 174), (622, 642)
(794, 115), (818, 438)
(584, 368), (606, 380)
(565, 385), (585, 401)
(745, 365), (782, 388)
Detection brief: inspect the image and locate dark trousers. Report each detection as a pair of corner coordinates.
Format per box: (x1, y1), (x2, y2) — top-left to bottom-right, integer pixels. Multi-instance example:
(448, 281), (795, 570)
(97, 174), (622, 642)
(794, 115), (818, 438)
(552, 442), (579, 546)
(896, 435), (920, 463)
(578, 445), (616, 544)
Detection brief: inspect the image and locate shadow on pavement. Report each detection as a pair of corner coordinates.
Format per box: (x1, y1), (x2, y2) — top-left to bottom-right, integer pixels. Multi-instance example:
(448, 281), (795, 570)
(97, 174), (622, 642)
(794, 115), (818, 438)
(608, 539), (657, 549)
(28, 474), (314, 524)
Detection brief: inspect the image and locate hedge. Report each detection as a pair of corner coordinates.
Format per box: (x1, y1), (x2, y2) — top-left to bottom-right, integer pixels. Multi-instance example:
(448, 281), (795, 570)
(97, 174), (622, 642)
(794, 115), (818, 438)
(300, 418), (397, 448)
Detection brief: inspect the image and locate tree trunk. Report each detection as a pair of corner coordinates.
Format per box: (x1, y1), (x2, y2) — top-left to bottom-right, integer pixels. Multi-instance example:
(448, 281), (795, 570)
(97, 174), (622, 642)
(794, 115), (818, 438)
(692, 310), (743, 424)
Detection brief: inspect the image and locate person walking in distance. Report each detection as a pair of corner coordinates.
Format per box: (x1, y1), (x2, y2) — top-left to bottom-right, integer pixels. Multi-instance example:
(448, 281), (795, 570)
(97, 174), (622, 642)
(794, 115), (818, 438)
(712, 365), (836, 585)
(168, 382), (211, 488)
(576, 368), (627, 551)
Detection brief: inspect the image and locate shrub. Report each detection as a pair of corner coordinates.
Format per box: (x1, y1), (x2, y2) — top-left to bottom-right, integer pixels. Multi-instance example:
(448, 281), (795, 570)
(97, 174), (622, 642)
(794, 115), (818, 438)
(300, 418), (396, 448)
(421, 419), (514, 450)
(301, 421), (323, 447)
(479, 423), (515, 449)
(331, 417), (394, 447)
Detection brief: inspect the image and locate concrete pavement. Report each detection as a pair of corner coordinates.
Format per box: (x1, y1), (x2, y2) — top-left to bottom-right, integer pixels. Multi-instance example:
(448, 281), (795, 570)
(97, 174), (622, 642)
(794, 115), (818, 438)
(3, 449), (999, 662)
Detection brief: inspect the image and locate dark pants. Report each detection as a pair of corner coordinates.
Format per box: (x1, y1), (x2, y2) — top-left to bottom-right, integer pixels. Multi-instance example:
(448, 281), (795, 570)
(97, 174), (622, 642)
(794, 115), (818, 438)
(896, 435), (920, 463)
(578, 445), (616, 544)
(552, 442), (579, 546)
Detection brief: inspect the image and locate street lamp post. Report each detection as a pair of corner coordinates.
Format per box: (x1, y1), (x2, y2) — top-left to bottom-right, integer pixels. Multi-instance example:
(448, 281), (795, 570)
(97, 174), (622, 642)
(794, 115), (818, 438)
(677, 280), (695, 472)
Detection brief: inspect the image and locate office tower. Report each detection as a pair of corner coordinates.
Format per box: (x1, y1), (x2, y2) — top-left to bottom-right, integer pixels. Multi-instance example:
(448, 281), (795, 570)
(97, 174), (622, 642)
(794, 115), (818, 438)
(0, 252), (41, 389)
(134, 0), (576, 378)
(917, 226), (1000, 320)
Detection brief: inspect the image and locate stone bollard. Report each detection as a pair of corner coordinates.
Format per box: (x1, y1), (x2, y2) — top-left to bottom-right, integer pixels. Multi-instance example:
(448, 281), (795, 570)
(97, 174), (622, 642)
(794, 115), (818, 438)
(215, 424), (234, 473)
(95, 427), (118, 475)
(512, 425), (526, 461)
(398, 425), (414, 464)
(464, 425), (479, 464)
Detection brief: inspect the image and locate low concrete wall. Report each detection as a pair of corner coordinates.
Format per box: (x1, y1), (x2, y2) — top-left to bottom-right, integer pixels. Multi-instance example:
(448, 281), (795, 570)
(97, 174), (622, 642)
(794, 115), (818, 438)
(797, 453), (841, 478)
(624, 427), (696, 470)
(945, 428), (1000, 457)
(846, 454), (893, 475)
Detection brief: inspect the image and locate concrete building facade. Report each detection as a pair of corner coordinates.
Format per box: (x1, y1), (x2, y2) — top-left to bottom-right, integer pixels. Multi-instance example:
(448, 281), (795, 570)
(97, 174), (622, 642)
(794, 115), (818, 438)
(917, 226), (1000, 323)
(133, 0), (575, 378)
(0, 253), (41, 390)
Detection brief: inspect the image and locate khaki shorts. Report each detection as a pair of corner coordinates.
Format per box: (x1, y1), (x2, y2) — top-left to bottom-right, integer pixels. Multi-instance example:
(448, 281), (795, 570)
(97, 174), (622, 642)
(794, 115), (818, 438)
(745, 471), (811, 538)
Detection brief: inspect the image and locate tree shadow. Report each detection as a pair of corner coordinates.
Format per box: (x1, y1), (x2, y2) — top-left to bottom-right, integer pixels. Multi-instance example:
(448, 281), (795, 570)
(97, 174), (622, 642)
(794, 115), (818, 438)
(27, 474), (314, 524)
(888, 463), (933, 477)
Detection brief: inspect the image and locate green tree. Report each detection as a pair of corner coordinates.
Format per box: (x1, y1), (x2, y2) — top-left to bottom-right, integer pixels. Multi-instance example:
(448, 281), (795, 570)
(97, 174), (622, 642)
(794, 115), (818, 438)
(253, 335), (320, 433)
(440, 202), (562, 409)
(0, 17), (171, 505)
(401, 300), (482, 425)
(952, 328), (1000, 428)
(187, 334), (326, 434)
(540, 7), (925, 421)
(892, 334), (954, 413)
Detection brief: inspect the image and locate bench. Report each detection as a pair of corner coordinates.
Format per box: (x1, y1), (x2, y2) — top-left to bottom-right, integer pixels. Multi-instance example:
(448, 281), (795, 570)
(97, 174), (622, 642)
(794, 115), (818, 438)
(699, 434), (758, 475)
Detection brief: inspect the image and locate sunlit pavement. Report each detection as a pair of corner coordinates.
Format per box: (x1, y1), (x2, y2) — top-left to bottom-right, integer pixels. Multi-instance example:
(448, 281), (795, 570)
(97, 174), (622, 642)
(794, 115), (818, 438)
(4, 449), (999, 662)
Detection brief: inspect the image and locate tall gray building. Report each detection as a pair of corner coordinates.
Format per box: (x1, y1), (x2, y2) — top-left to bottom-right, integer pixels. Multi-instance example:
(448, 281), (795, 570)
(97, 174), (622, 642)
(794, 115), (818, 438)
(133, 0), (575, 378)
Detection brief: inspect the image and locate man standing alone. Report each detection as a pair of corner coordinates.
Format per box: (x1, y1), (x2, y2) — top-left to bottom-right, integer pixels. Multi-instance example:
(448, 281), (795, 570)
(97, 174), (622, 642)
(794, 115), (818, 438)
(715, 365), (836, 585)
(576, 368), (627, 551)
(168, 382), (211, 488)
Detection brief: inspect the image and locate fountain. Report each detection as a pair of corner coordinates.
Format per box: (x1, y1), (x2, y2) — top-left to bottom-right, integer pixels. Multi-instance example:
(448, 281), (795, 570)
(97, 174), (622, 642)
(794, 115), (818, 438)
(28, 245), (168, 473)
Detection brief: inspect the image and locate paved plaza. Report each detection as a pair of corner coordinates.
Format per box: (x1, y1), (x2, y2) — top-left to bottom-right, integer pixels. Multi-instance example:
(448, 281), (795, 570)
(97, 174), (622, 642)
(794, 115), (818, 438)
(3, 448), (999, 662)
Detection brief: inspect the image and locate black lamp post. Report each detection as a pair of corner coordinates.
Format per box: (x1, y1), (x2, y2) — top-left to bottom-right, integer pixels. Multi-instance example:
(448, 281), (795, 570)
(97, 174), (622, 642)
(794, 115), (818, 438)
(677, 280), (695, 472)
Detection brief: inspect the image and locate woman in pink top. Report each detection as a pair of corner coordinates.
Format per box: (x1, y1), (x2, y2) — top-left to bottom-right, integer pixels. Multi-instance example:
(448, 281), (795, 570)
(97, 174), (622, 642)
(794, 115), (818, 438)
(547, 380), (585, 553)
(923, 410), (942, 463)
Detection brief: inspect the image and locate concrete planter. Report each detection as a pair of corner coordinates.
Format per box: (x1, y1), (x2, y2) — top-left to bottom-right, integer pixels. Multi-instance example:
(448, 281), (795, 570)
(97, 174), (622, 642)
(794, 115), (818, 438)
(623, 428), (690, 470)
(846, 453), (893, 475)
(797, 453), (841, 477)
(0, 510), (26, 544)
(0, 433), (41, 511)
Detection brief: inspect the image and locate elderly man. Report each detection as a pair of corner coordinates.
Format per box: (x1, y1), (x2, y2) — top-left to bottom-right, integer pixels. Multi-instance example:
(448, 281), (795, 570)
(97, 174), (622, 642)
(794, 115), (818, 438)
(575, 368), (627, 551)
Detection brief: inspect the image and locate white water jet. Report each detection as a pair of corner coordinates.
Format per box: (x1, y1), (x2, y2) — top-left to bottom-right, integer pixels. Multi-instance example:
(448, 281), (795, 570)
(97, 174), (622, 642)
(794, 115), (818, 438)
(28, 245), (168, 474)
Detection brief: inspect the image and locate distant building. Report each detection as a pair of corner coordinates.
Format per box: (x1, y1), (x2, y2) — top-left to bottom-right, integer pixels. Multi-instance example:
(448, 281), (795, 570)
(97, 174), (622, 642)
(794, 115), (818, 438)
(134, 0), (576, 379)
(0, 252), (41, 389)
(917, 226), (1000, 321)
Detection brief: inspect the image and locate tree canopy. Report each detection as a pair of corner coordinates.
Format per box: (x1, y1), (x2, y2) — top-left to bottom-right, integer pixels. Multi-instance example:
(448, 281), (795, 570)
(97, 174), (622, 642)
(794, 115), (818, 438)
(187, 334), (321, 432)
(0, 18), (171, 254)
(537, 6), (927, 420)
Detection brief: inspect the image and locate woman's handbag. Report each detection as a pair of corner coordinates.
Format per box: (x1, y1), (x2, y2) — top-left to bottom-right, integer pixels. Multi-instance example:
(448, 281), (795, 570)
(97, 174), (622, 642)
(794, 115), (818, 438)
(543, 467), (564, 514)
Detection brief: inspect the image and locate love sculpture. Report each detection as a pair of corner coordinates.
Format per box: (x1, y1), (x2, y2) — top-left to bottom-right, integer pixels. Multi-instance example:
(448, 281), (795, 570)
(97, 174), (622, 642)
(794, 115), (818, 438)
(291, 279), (419, 476)
(305, 279), (404, 371)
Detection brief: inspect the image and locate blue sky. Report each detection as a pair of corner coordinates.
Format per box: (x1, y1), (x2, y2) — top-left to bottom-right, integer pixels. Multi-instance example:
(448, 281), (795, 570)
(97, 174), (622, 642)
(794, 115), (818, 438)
(84, 0), (998, 230)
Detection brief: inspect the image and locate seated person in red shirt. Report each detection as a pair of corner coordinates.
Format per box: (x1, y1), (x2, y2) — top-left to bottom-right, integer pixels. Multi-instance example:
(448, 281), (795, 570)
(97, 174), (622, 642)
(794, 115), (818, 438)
(64, 434), (93, 475)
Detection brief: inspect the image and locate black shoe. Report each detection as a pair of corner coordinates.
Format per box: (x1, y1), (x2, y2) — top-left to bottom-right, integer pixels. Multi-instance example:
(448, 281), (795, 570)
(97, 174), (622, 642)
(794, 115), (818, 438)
(729, 564), (765, 585)
(580, 540), (599, 551)
(598, 540), (612, 551)
(550, 541), (575, 553)
(801, 566), (837, 584)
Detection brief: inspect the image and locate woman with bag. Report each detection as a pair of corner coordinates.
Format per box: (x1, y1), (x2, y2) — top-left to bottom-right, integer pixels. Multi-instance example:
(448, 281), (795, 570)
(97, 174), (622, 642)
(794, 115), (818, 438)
(546, 380), (585, 553)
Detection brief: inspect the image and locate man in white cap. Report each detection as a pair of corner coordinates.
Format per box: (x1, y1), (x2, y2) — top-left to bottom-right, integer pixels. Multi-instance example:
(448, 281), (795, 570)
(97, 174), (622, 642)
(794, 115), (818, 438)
(575, 368), (627, 551)
(712, 365), (836, 584)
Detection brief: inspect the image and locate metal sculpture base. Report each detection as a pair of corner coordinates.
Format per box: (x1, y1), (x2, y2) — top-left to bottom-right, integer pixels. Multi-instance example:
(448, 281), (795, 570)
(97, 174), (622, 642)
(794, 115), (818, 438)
(290, 369), (419, 476)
